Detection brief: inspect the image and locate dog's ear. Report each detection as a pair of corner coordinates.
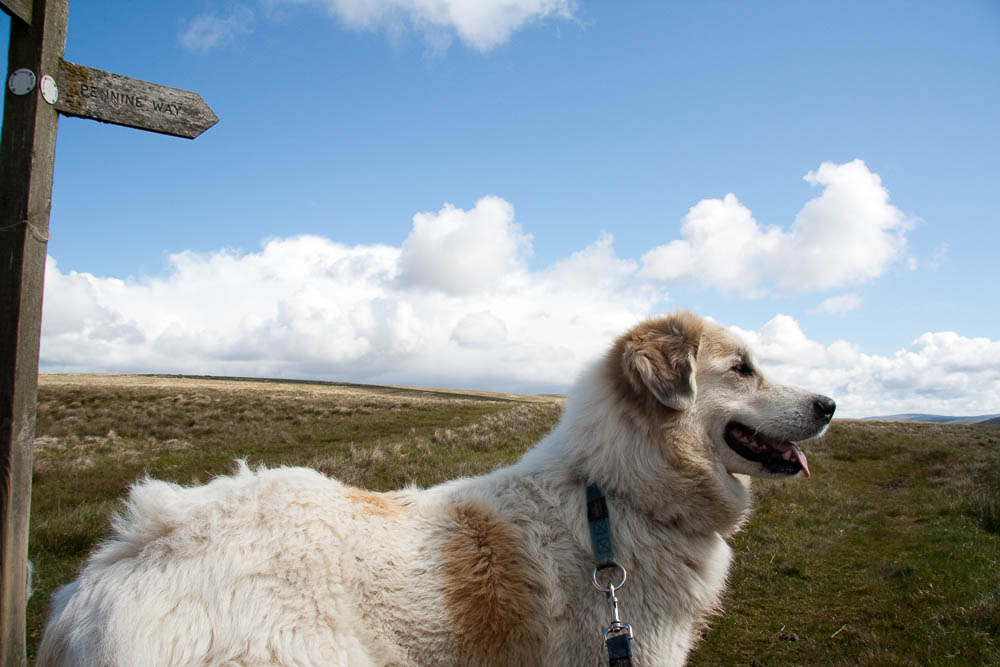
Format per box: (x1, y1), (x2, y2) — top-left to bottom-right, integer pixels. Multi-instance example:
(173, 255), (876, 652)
(621, 315), (701, 410)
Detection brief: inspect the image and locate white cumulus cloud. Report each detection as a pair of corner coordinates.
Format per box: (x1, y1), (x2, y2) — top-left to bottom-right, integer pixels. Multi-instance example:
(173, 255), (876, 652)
(780, 160), (911, 291)
(640, 159), (912, 296)
(810, 293), (862, 316)
(180, 5), (256, 53)
(266, 0), (577, 52)
(398, 196), (531, 295)
(731, 316), (1000, 418)
(451, 311), (508, 348)
(41, 198), (651, 393)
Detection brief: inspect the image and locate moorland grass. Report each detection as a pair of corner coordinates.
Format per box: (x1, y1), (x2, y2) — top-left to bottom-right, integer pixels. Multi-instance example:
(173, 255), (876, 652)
(26, 375), (1000, 665)
(690, 420), (1000, 666)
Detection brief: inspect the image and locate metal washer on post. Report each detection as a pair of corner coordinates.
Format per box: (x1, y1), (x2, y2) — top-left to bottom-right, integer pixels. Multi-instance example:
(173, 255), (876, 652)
(40, 75), (59, 104)
(8, 68), (37, 95)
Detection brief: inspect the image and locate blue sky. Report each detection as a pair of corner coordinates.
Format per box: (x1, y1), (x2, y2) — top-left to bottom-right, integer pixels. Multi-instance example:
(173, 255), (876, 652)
(4, 0), (999, 416)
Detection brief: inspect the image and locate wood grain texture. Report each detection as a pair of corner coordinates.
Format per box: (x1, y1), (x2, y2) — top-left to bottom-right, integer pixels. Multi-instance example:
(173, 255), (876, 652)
(0, 0), (32, 25)
(0, 0), (67, 663)
(55, 60), (218, 139)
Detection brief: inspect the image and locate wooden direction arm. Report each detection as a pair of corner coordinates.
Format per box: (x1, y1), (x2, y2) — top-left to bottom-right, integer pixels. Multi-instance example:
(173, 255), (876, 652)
(1, 0), (33, 26)
(54, 60), (219, 139)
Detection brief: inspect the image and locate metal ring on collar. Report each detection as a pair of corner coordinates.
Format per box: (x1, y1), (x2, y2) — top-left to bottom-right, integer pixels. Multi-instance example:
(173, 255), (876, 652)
(591, 562), (627, 592)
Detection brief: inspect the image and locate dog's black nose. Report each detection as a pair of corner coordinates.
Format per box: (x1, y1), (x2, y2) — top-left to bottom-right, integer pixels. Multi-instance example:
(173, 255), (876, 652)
(813, 395), (836, 422)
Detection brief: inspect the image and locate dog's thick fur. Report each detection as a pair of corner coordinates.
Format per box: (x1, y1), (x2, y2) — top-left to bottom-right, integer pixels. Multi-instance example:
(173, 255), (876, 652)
(38, 312), (834, 666)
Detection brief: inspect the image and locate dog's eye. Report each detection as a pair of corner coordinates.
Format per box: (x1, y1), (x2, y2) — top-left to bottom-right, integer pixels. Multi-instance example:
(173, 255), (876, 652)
(731, 362), (754, 377)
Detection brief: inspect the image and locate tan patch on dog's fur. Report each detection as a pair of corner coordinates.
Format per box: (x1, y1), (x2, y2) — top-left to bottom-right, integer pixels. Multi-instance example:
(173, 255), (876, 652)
(442, 502), (544, 666)
(608, 310), (705, 416)
(345, 488), (403, 518)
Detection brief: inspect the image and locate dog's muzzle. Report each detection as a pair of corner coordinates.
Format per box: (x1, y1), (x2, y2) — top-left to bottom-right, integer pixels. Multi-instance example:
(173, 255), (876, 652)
(724, 395), (836, 478)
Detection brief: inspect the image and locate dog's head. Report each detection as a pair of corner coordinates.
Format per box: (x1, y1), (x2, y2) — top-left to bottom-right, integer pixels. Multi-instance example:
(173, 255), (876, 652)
(614, 311), (835, 480)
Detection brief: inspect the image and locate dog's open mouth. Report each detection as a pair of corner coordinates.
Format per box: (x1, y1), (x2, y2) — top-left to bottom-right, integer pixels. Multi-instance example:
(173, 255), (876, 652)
(724, 422), (811, 478)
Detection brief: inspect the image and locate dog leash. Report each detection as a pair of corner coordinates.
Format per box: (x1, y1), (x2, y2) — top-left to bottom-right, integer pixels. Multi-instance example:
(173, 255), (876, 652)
(586, 483), (635, 667)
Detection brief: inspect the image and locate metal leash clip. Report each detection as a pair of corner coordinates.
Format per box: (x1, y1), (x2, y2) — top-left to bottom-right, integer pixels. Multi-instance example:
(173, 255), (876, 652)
(592, 563), (634, 666)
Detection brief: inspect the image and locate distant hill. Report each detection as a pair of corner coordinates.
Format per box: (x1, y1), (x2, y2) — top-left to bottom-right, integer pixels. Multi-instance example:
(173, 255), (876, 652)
(864, 413), (1000, 424)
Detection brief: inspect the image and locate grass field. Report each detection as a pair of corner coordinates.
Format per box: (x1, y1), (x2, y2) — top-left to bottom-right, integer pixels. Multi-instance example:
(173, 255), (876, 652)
(26, 374), (1000, 665)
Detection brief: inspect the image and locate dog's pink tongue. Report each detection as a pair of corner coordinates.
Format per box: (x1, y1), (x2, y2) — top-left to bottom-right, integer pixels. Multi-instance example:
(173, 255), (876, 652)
(788, 444), (810, 478)
(774, 442), (811, 478)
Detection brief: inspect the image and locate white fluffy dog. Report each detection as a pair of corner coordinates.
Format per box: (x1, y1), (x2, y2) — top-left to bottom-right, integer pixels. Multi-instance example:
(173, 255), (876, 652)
(38, 312), (834, 666)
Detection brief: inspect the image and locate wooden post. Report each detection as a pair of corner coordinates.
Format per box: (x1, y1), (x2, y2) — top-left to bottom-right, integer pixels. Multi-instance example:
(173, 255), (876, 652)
(0, 0), (66, 664)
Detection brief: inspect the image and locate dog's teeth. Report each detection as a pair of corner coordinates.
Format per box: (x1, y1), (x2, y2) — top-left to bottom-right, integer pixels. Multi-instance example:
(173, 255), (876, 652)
(781, 449), (793, 461)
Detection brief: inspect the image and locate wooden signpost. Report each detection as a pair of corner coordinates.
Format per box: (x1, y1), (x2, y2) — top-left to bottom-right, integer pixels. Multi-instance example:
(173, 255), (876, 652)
(55, 60), (217, 139)
(0, 1), (217, 663)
